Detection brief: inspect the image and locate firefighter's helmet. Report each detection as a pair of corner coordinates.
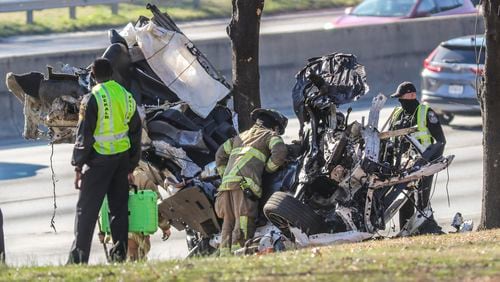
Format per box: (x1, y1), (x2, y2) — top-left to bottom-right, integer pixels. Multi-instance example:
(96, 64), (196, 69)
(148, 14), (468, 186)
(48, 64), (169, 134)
(251, 108), (288, 135)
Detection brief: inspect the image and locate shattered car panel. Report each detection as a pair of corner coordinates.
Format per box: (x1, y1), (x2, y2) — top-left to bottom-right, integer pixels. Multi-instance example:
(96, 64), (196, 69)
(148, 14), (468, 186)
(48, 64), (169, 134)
(4, 5), (235, 255)
(263, 53), (454, 239)
(5, 3), (456, 256)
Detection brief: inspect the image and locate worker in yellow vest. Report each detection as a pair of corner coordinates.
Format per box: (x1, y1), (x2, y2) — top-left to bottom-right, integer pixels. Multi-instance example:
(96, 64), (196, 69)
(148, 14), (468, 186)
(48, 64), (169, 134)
(389, 81), (446, 234)
(68, 58), (142, 264)
(215, 108), (288, 255)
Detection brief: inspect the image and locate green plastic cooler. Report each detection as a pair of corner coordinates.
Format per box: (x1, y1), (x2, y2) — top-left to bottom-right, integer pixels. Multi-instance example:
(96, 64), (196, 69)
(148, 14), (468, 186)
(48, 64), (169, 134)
(100, 189), (158, 235)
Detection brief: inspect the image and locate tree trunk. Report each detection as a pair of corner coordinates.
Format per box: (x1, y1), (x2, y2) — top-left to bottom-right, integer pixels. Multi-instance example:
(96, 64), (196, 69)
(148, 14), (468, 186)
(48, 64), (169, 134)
(480, 0), (500, 229)
(227, 0), (264, 131)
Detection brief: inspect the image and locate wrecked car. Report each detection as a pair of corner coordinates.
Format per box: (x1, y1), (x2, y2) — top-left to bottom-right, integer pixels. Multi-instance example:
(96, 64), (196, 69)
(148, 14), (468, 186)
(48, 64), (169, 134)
(262, 53), (455, 244)
(5, 4), (454, 257)
(6, 4), (230, 256)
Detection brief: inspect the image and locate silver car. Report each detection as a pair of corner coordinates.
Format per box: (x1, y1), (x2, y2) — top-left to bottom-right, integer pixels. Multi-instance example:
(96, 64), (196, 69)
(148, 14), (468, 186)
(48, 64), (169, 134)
(420, 35), (484, 124)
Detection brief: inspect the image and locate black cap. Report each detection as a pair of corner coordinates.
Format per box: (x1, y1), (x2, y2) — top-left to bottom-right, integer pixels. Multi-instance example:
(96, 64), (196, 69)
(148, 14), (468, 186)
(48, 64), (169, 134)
(390, 81), (417, 98)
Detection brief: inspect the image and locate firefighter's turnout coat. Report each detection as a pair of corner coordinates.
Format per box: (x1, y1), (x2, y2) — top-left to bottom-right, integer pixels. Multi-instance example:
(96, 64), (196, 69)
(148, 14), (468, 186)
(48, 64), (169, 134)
(214, 122), (287, 249)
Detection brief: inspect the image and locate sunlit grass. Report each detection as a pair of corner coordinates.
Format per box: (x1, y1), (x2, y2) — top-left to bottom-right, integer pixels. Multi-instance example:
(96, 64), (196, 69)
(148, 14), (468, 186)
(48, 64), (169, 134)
(1, 229), (499, 281)
(0, 0), (361, 38)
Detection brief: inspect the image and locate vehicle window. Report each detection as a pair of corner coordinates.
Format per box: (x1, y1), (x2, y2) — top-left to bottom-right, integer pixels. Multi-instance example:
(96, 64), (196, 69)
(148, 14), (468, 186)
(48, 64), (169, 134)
(438, 0), (464, 12)
(416, 0), (438, 15)
(432, 46), (485, 64)
(351, 0), (417, 17)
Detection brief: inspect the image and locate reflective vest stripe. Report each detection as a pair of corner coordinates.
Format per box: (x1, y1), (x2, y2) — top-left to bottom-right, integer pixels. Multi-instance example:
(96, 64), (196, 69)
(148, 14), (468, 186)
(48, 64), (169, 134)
(223, 140), (232, 155)
(416, 105), (432, 148)
(242, 176), (261, 198)
(220, 175), (242, 186)
(122, 86), (130, 124)
(101, 84), (116, 153)
(230, 147), (267, 163)
(217, 165), (226, 177)
(266, 159), (280, 173)
(240, 216), (249, 240)
(269, 136), (283, 149)
(93, 89), (107, 154)
(94, 132), (128, 142)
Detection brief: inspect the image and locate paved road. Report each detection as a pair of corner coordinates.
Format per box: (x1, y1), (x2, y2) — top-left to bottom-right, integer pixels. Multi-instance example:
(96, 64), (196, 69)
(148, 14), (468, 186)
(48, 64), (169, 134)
(0, 8), (343, 58)
(0, 105), (483, 266)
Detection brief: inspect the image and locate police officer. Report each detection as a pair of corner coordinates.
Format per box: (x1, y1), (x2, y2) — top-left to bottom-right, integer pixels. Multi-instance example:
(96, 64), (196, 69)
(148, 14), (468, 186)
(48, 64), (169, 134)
(215, 108), (288, 254)
(389, 81), (446, 233)
(68, 58), (141, 264)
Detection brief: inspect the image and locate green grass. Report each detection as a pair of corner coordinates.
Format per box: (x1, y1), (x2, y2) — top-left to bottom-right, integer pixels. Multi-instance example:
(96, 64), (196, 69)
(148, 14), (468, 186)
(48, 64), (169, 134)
(1, 229), (499, 281)
(0, 0), (361, 38)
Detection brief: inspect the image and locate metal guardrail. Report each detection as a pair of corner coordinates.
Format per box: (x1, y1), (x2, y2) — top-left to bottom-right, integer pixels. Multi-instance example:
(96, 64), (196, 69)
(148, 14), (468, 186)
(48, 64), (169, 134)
(0, 0), (132, 24)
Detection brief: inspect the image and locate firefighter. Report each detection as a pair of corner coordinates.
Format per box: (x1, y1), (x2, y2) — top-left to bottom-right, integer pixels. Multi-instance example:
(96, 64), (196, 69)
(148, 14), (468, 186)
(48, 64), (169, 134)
(215, 108), (288, 254)
(389, 81), (446, 234)
(126, 161), (171, 261)
(68, 58), (142, 264)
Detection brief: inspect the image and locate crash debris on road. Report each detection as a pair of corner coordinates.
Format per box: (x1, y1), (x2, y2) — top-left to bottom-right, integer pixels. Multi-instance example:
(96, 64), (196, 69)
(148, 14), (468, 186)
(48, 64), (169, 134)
(4, 4), (461, 260)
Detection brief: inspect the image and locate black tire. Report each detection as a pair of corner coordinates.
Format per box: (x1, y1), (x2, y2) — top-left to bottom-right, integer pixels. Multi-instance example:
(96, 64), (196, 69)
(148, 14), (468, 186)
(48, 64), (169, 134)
(438, 113), (454, 125)
(263, 192), (326, 235)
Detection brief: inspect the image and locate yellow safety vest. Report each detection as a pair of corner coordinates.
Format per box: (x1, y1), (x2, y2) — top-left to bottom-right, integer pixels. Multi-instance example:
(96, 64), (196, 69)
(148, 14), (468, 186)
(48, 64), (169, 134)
(392, 104), (432, 148)
(92, 80), (136, 155)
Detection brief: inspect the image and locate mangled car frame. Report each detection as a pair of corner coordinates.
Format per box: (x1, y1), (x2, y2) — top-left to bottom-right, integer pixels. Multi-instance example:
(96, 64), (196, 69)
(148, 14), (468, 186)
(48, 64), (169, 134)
(5, 4), (454, 256)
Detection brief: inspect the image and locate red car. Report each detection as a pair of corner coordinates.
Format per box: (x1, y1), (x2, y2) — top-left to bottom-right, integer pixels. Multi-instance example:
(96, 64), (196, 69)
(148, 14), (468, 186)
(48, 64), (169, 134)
(332, 0), (477, 28)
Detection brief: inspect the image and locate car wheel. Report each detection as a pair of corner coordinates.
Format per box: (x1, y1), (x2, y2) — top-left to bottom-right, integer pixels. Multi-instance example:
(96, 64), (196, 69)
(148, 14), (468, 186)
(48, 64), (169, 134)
(438, 113), (454, 125)
(263, 192), (326, 235)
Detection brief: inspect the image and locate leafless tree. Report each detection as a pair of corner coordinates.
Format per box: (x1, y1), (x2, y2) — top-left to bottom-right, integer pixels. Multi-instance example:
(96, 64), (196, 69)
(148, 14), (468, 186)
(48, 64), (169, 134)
(227, 0), (265, 131)
(479, 0), (500, 229)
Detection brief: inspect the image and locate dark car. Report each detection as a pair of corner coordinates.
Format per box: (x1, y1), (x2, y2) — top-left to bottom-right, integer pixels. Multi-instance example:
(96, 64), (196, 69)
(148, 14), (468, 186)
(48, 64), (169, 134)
(333, 0), (476, 28)
(420, 35), (484, 124)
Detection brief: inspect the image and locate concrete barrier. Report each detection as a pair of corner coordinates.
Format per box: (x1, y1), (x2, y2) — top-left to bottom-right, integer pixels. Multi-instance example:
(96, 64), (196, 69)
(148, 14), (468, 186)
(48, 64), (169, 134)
(0, 14), (484, 139)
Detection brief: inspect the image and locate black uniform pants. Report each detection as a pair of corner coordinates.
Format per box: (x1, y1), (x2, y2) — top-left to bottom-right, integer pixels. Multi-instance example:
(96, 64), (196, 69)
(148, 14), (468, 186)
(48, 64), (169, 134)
(399, 175), (433, 228)
(0, 208), (5, 263)
(68, 152), (129, 264)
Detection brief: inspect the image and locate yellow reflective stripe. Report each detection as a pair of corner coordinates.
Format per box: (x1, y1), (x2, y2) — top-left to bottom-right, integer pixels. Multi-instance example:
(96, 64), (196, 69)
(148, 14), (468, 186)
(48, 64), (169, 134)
(94, 132), (128, 142)
(220, 175), (242, 186)
(223, 140), (232, 155)
(225, 154), (253, 179)
(101, 84), (116, 154)
(93, 90), (107, 153)
(217, 165), (226, 177)
(392, 107), (403, 123)
(243, 177), (261, 198)
(240, 216), (249, 240)
(266, 159), (280, 173)
(412, 131), (429, 138)
(269, 136), (283, 149)
(230, 147), (266, 163)
(416, 105), (432, 147)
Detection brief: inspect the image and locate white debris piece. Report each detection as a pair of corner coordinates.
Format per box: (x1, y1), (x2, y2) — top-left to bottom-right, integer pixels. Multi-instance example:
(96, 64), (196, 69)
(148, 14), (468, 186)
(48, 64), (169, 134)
(152, 140), (201, 177)
(451, 212), (474, 233)
(135, 22), (229, 118)
(290, 227), (373, 247)
(119, 22), (138, 47)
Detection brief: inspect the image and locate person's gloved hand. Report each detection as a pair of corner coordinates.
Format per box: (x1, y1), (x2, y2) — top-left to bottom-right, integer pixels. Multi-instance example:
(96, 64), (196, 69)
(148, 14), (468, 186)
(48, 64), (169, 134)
(74, 169), (82, 190)
(127, 172), (135, 185)
(162, 228), (171, 241)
